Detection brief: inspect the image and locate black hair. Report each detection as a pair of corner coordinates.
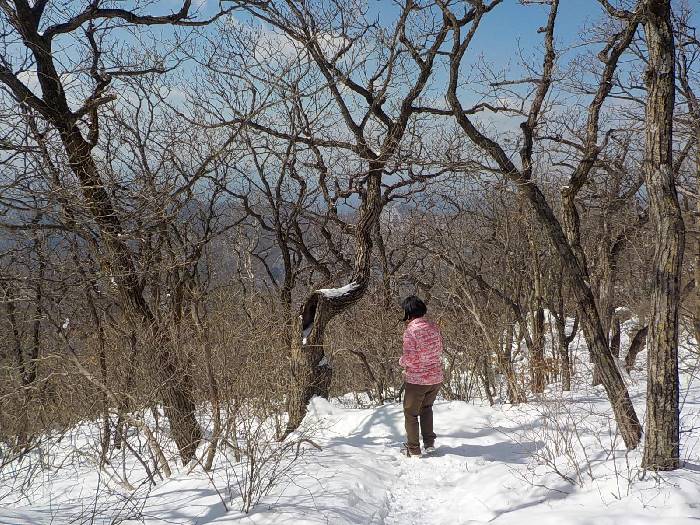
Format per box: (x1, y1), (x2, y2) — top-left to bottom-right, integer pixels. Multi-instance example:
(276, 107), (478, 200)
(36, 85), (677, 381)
(401, 295), (427, 322)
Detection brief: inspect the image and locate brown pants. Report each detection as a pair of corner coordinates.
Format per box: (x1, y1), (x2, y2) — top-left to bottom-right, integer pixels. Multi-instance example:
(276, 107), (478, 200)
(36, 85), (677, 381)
(403, 382), (441, 454)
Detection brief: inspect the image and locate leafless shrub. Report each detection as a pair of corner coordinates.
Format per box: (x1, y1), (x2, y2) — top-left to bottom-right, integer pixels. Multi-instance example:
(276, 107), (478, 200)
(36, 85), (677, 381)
(508, 399), (595, 488)
(222, 401), (322, 513)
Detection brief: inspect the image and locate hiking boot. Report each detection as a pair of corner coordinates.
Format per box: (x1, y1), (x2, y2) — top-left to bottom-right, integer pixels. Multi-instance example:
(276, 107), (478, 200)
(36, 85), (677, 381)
(402, 443), (422, 458)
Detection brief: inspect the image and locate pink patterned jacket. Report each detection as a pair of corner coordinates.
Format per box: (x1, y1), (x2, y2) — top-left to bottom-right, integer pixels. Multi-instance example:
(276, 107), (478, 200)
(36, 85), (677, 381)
(399, 317), (444, 385)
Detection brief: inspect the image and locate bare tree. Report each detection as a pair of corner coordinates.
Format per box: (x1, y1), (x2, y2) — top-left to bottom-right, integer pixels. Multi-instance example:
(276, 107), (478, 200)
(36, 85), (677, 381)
(0, 0), (238, 462)
(438, 0), (643, 449)
(639, 0), (685, 471)
(219, 0), (463, 433)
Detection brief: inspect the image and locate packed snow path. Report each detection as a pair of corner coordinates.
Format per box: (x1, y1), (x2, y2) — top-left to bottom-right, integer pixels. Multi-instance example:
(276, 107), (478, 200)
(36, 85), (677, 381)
(381, 407), (504, 524)
(3, 394), (700, 524)
(301, 398), (700, 525)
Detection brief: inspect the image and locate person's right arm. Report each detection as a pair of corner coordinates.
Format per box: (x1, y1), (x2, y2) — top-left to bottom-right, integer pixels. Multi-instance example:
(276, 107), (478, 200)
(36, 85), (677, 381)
(399, 330), (419, 368)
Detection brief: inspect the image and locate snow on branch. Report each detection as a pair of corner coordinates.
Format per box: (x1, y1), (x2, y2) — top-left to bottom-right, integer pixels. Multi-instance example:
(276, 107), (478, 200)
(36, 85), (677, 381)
(299, 282), (361, 345)
(316, 281), (361, 300)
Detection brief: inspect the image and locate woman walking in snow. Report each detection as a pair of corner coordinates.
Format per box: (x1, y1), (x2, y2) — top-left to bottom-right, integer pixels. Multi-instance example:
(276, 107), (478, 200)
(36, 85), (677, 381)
(399, 295), (444, 457)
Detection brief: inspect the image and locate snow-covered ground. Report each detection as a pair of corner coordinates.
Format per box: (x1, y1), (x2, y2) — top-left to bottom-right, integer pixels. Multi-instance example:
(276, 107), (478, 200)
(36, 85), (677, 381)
(2, 336), (700, 524)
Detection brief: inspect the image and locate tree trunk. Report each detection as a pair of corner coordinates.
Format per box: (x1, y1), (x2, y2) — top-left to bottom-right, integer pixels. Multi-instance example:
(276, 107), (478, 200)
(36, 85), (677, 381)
(286, 294), (336, 434)
(62, 128), (202, 464)
(610, 316), (621, 358)
(695, 183), (700, 345)
(624, 325), (649, 374)
(499, 324), (525, 404)
(480, 369), (494, 406)
(531, 307), (546, 394)
(641, 0), (684, 471)
(592, 226), (615, 386)
(559, 331), (572, 392)
(524, 183), (643, 449)
(285, 165), (383, 435)
(555, 314), (578, 392)
(525, 226), (546, 394)
(156, 336), (202, 464)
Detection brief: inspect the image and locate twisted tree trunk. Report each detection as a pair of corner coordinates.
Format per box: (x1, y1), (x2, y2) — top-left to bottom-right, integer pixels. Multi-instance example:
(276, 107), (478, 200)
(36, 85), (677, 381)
(285, 166), (383, 435)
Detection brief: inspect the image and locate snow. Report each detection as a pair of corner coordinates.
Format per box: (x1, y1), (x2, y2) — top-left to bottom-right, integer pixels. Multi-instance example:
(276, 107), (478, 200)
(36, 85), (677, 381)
(301, 281), (361, 345)
(316, 281), (361, 299)
(2, 333), (700, 524)
(302, 322), (312, 345)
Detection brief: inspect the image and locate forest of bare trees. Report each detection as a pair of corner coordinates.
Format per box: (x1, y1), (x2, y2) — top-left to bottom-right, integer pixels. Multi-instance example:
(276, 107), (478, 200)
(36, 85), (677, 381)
(1, 0), (699, 519)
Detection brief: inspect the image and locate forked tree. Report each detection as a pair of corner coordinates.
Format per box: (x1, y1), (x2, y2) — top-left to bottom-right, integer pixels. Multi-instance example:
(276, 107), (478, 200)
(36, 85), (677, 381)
(436, 0), (644, 449)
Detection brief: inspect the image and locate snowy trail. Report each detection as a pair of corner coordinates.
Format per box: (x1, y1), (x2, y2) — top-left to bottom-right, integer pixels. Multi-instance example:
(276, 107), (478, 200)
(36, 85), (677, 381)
(354, 404), (546, 525)
(305, 397), (700, 525)
(383, 440), (497, 525)
(308, 400), (544, 525)
(380, 412), (500, 524)
(3, 391), (700, 525)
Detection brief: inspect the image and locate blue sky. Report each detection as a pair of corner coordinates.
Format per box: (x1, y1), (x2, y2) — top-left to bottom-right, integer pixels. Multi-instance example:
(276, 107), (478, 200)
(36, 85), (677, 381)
(204, 0), (699, 71)
(367, 0), (699, 65)
(470, 1), (602, 58)
(21, 0), (698, 123)
(362, 1), (621, 57)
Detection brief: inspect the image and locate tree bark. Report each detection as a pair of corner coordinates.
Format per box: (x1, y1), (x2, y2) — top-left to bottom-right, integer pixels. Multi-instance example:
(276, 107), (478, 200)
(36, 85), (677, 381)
(641, 0), (684, 471)
(527, 234), (546, 394)
(592, 224), (614, 387)
(499, 323), (527, 405)
(624, 325), (649, 374)
(498, 324), (526, 404)
(554, 314), (578, 392)
(695, 132), (700, 345)
(530, 306), (546, 394)
(610, 316), (621, 359)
